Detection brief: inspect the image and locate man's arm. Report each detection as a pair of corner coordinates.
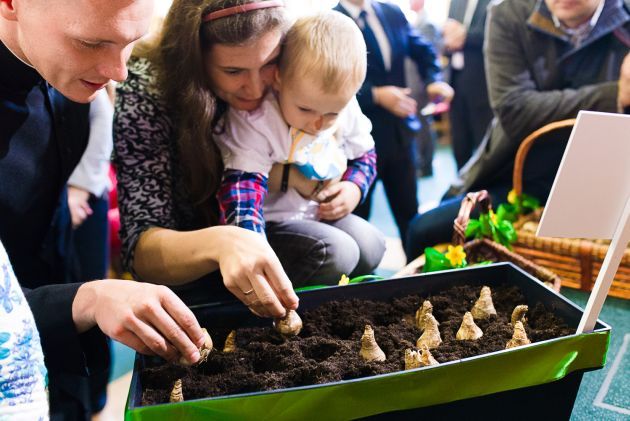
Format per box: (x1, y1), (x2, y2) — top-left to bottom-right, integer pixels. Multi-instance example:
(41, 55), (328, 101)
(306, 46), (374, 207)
(24, 280), (207, 373)
(24, 283), (107, 375)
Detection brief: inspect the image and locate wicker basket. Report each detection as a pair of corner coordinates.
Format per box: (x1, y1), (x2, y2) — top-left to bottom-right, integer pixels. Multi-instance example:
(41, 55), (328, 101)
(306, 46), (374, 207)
(511, 120), (630, 299)
(395, 191), (561, 291)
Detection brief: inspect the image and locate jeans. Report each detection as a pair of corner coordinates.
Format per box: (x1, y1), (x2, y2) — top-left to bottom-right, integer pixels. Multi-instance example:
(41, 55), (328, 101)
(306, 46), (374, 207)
(267, 214), (386, 287)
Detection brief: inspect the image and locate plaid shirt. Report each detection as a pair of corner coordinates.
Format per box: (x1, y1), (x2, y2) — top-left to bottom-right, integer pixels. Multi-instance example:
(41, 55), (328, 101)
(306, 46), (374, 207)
(218, 148), (377, 232)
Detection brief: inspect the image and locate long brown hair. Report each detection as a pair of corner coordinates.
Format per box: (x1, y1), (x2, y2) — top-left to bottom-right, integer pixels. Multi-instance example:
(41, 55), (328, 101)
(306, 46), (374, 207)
(141, 0), (288, 221)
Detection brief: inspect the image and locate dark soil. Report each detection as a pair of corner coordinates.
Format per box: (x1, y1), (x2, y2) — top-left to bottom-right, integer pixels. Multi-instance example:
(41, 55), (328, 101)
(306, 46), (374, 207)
(140, 284), (572, 405)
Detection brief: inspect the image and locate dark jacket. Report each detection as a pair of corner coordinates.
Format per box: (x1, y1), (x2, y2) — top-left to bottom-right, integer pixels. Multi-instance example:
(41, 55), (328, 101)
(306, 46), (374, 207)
(334, 1), (442, 150)
(0, 41), (108, 419)
(457, 0), (630, 197)
(0, 42), (90, 287)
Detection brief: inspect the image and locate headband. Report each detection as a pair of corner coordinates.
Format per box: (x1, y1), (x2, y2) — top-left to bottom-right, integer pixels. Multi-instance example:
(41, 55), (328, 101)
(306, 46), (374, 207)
(203, 0), (284, 23)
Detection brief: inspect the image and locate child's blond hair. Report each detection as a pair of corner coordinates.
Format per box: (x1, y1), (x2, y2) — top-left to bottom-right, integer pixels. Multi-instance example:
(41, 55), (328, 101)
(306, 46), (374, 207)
(279, 11), (367, 94)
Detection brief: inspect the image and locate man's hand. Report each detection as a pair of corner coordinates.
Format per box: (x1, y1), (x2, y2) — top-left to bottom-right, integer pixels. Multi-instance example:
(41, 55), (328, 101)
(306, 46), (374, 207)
(316, 181), (362, 221)
(67, 186), (93, 228)
(619, 53), (630, 112)
(72, 280), (206, 364)
(373, 86), (417, 118)
(443, 18), (467, 52)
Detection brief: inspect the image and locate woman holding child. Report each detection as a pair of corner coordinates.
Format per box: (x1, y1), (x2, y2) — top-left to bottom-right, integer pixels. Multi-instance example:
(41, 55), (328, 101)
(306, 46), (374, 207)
(114, 0), (385, 317)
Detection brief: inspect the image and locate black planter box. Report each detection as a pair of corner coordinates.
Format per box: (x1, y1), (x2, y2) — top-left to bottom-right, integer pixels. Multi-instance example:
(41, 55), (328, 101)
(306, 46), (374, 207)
(126, 263), (610, 420)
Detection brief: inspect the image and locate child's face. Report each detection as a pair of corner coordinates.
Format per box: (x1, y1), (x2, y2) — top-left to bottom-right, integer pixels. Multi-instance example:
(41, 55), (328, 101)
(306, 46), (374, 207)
(275, 74), (356, 136)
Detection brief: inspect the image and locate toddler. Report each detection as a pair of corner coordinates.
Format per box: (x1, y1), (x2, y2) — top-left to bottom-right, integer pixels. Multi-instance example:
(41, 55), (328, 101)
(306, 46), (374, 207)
(216, 11), (385, 284)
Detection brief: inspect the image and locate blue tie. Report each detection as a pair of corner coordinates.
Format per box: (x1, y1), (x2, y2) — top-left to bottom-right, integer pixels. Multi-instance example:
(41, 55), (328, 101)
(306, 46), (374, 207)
(358, 10), (385, 70)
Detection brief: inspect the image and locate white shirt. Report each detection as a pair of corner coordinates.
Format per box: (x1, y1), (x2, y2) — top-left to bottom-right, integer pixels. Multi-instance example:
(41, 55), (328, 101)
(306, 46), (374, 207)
(340, 0), (392, 71)
(68, 89), (113, 197)
(216, 93), (374, 222)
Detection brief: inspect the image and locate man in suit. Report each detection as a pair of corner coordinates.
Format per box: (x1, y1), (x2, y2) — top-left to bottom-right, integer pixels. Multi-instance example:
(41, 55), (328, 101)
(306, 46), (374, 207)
(443, 0), (494, 169)
(334, 0), (453, 253)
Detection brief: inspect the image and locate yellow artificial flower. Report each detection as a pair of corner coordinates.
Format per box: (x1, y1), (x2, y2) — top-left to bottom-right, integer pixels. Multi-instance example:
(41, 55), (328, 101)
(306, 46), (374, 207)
(445, 245), (466, 267)
(507, 189), (518, 205)
(489, 209), (498, 225)
(338, 274), (350, 286)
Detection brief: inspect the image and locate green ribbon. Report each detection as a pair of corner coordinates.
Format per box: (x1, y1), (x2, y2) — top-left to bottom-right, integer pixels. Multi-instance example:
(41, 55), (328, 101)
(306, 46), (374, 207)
(126, 331), (610, 420)
(294, 275), (385, 292)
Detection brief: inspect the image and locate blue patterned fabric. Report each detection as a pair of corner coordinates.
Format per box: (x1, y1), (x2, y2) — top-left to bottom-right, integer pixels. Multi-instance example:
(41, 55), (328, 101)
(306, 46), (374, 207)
(0, 241), (48, 420)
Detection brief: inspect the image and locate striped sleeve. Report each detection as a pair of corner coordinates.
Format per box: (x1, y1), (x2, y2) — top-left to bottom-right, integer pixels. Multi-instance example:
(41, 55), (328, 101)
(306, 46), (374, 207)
(217, 170), (268, 233)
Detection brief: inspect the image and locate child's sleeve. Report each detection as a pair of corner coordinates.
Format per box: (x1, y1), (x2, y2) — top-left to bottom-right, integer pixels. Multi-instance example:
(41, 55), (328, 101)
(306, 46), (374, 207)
(217, 170), (268, 233)
(342, 150), (377, 203)
(339, 97), (378, 202)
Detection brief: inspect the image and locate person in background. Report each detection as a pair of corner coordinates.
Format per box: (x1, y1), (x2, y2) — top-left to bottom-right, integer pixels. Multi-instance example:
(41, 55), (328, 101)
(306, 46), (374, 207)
(406, 0), (630, 260)
(443, 0), (493, 170)
(65, 86), (115, 417)
(68, 87), (114, 281)
(215, 11), (385, 285)
(0, 0), (211, 418)
(407, 0), (444, 177)
(334, 0), (454, 254)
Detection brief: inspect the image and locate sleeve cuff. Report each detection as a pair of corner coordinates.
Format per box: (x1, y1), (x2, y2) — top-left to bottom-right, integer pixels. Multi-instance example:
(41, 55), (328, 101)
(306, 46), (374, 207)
(24, 283), (109, 376)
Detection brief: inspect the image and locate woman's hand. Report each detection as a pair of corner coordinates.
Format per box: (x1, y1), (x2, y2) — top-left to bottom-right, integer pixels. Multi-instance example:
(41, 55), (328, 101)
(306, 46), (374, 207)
(315, 181), (361, 221)
(211, 226), (299, 318)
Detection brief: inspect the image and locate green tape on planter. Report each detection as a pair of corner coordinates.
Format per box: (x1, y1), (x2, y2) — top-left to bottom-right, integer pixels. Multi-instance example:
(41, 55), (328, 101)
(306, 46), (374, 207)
(125, 330), (609, 421)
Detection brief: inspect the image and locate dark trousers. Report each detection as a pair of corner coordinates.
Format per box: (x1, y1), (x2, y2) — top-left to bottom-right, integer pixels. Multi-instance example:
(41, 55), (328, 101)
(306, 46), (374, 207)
(449, 69), (494, 169)
(73, 192), (110, 280)
(414, 113), (436, 174)
(355, 136), (418, 254)
(47, 191), (111, 419)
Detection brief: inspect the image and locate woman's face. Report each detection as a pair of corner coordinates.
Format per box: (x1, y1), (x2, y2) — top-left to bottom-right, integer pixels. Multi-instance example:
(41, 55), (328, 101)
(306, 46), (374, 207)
(205, 29), (283, 111)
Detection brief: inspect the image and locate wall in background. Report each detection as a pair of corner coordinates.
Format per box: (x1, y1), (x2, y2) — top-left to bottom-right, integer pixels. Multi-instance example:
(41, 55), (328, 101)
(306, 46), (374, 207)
(153, 0), (451, 25)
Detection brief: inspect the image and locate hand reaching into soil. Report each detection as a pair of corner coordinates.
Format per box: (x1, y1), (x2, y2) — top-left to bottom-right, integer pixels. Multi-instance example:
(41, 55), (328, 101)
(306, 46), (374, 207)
(214, 226), (299, 318)
(72, 280), (206, 364)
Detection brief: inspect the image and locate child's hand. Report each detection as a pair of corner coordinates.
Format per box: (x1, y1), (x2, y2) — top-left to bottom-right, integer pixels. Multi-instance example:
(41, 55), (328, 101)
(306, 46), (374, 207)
(315, 181), (361, 221)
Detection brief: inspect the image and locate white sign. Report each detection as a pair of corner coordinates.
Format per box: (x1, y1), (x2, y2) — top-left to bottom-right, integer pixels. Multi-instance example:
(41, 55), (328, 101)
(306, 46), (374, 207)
(536, 111), (630, 333)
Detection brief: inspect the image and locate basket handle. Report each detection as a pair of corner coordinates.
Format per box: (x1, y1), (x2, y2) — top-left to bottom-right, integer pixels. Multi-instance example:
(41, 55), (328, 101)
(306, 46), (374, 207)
(512, 119), (576, 196)
(452, 190), (491, 246)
